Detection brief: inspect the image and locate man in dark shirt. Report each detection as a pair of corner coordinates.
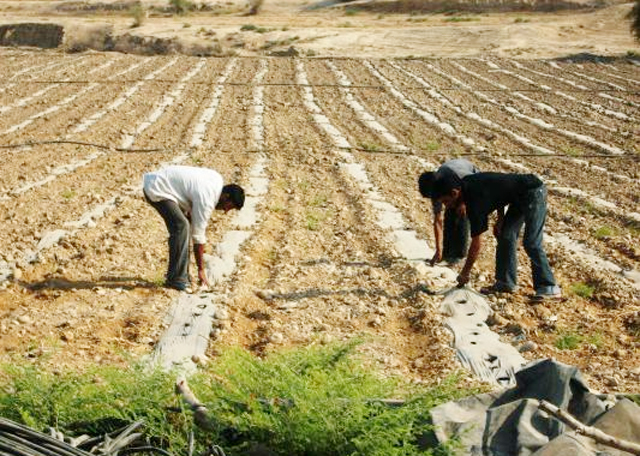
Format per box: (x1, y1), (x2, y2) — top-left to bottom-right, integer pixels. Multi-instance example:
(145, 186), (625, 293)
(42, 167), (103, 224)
(432, 170), (562, 301)
(419, 159), (479, 266)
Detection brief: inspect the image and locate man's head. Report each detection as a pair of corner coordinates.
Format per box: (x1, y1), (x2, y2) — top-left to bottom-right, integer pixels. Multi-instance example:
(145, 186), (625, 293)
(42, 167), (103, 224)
(418, 171), (436, 198)
(217, 184), (245, 212)
(432, 169), (463, 208)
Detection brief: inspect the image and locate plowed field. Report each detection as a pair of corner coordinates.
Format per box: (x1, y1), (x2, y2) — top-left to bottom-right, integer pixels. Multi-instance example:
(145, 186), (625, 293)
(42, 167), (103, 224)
(0, 50), (638, 392)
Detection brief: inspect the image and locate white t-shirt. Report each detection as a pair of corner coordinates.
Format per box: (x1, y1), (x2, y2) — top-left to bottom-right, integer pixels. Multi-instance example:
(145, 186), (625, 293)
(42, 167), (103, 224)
(143, 166), (223, 244)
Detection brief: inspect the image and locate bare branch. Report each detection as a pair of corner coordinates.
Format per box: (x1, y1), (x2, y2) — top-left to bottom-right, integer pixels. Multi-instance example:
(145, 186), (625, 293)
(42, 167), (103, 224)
(538, 400), (640, 455)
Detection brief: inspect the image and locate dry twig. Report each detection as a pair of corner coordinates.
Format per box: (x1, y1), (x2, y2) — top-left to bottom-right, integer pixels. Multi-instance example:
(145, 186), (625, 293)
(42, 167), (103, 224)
(538, 400), (640, 455)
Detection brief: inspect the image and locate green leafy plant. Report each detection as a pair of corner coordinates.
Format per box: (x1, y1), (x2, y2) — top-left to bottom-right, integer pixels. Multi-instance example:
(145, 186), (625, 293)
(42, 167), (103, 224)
(443, 17), (480, 22)
(563, 146), (582, 157)
(61, 189), (76, 199)
(169, 0), (193, 15)
(593, 225), (615, 239)
(555, 331), (583, 350)
(359, 142), (382, 152)
(310, 193), (328, 207)
(345, 7), (358, 16)
(129, 4), (146, 28)
(586, 331), (605, 349)
(424, 141), (440, 152)
(570, 281), (596, 299)
(306, 211), (321, 230)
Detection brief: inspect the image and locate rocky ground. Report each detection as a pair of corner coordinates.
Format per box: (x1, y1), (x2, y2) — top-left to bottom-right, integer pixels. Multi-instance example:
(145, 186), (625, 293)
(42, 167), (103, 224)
(0, 47), (638, 392)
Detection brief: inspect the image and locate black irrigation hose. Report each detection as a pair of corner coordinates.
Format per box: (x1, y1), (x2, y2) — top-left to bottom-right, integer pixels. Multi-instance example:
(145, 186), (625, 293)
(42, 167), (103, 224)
(1, 139), (639, 161)
(118, 447), (174, 456)
(0, 140), (178, 153)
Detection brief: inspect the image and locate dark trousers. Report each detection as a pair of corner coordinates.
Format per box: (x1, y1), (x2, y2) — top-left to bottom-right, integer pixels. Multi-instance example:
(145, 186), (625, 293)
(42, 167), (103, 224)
(495, 185), (557, 294)
(144, 192), (191, 287)
(442, 207), (470, 262)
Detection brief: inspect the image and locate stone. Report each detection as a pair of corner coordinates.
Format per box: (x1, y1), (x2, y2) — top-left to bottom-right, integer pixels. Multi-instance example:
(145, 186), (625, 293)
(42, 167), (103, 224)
(192, 354), (209, 366)
(604, 376), (619, 387)
(486, 313), (508, 326)
(519, 341), (537, 352)
(613, 348), (626, 359)
(270, 332), (284, 344)
(17, 315), (31, 325)
(534, 306), (552, 319)
(215, 308), (229, 320)
(256, 289), (274, 301)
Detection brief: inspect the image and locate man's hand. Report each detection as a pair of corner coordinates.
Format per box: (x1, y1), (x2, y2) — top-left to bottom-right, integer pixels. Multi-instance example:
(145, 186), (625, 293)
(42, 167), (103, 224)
(456, 202), (467, 218)
(194, 243), (209, 289)
(456, 270), (470, 287)
(493, 219), (503, 238)
(429, 250), (442, 266)
(197, 268), (210, 288)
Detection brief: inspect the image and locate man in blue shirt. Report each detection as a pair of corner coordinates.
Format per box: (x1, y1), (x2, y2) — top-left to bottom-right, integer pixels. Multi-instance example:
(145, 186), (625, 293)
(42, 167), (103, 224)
(432, 170), (562, 302)
(419, 159), (479, 266)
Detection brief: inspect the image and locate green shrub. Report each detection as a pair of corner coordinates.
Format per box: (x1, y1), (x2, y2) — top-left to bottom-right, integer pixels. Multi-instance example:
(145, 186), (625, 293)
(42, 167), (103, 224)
(192, 342), (477, 455)
(0, 364), (189, 450)
(0, 343), (479, 455)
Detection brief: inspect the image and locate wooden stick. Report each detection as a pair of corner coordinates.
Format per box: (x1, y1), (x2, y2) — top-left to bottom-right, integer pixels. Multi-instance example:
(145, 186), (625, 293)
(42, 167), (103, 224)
(175, 377), (215, 431)
(538, 400), (640, 455)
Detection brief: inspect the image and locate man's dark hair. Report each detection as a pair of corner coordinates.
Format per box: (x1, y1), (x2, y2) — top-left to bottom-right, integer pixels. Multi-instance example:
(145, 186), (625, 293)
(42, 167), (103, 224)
(431, 168), (463, 201)
(418, 171), (435, 198)
(222, 184), (245, 209)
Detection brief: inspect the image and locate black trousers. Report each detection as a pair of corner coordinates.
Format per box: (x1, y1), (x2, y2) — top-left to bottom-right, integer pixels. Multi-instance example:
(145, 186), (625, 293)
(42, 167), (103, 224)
(442, 207), (470, 262)
(144, 192), (190, 286)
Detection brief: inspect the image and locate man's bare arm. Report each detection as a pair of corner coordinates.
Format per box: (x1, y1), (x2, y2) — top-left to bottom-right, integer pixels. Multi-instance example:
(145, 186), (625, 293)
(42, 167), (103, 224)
(194, 243), (210, 287)
(457, 234), (481, 286)
(431, 211), (444, 265)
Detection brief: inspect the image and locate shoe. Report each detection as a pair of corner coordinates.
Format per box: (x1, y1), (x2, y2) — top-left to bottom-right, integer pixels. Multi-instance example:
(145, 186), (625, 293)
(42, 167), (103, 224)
(480, 283), (516, 295)
(530, 289), (563, 303)
(165, 281), (192, 293)
(444, 257), (463, 266)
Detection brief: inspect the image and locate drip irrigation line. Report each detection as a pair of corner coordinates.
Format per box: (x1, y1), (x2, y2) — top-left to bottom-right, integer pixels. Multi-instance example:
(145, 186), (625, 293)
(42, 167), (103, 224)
(0, 140), (180, 153)
(4, 79), (640, 94)
(347, 147), (640, 160)
(1, 140), (638, 161)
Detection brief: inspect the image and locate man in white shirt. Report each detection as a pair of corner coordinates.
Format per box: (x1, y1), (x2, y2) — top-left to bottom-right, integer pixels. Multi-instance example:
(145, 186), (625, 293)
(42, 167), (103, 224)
(143, 165), (245, 291)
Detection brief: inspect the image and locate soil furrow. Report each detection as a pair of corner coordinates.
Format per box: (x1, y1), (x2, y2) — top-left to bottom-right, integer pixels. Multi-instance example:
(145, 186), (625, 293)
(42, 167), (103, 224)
(457, 59), (636, 146)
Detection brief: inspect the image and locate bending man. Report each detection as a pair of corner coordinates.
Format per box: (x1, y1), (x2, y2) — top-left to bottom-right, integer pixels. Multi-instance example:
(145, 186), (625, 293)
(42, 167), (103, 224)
(418, 159), (479, 265)
(432, 169), (561, 301)
(143, 165), (245, 291)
